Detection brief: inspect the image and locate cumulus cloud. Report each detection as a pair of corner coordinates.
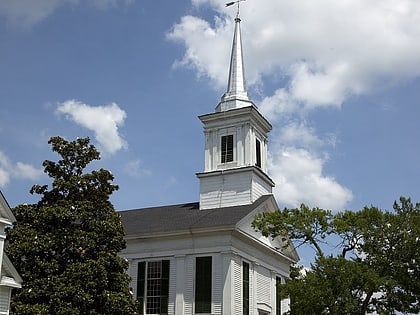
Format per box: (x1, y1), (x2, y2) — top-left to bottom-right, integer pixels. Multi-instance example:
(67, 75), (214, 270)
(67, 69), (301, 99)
(168, 0), (420, 114)
(269, 147), (353, 210)
(168, 0), (420, 209)
(0, 0), (133, 28)
(56, 100), (127, 155)
(0, 151), (43, 188)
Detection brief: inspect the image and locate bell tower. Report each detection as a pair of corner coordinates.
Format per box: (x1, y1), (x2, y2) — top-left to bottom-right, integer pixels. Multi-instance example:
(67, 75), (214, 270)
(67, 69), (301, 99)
(196, 11), (275, 210)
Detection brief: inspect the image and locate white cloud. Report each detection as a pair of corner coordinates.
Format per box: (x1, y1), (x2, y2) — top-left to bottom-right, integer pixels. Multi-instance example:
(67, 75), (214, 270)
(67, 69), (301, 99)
(0, 151), (43, 188)
(124, 160), (152, 177)
(169, 0), (420, 113)
(268, 147), (353, 211)
(56, 100), (127, 155)
(168, 0), (420, 210)
(0, 0), (133, 28)
(14, 162), (44, 180)
(167, 15), (231, 88)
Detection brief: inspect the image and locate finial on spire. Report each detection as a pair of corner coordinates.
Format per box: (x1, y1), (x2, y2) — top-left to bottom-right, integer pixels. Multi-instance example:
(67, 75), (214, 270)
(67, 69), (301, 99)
(216, 0), (252, 112)
(226, 0), (246, 19)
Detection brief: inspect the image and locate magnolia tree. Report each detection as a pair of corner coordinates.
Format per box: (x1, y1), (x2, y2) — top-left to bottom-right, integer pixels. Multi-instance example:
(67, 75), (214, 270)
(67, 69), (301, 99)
(253, 198), (420, 315)
(6, 136), (137, 314)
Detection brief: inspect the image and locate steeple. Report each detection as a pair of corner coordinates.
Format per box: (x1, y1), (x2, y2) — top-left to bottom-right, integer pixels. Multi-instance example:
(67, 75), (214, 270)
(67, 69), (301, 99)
(216, 10), (253, 112)
(197, 9), (275, 210)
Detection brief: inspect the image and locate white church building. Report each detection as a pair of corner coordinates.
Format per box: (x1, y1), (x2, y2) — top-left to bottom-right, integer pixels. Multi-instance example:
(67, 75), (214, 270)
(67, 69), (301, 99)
(119, 11), (298, 315)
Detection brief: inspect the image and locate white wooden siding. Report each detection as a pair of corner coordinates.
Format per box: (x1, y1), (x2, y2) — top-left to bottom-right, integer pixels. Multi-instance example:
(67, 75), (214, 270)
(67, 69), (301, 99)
(256, 266), (271, 306)
(233, 256), (242, 315)
(251, 173), (272, 202)
(184, 256), (194, 315)
(213, 254), (222, 315)
(0, 286), (10, 314)
(200, 170), (272, 209)
(168, 259), (176, 315)
(200, 172), (253, 209)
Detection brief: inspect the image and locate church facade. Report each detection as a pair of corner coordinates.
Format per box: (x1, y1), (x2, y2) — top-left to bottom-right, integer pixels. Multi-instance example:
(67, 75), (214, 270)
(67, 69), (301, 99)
(119, 12), (298, 315)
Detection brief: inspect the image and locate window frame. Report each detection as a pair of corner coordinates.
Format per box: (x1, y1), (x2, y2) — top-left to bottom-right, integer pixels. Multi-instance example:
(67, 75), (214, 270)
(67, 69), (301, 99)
(137, 260), (170, 315)
(221, 134), (234, 164)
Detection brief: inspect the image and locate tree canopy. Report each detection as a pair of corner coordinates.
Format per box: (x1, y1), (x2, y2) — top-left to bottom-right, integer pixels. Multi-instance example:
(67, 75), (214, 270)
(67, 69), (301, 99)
(6, 136), (137, 314)
(253, 198), (420, 315)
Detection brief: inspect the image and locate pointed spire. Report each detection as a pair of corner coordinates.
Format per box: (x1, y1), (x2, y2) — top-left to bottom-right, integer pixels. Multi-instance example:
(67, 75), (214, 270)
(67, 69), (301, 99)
(216, 9), (253, 112)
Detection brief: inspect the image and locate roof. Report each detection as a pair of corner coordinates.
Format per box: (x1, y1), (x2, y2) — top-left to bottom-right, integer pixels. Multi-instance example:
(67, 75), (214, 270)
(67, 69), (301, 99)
(0, 190), (17, 224)
(1, 254), (23, 289)
(120, 195), (272, 237)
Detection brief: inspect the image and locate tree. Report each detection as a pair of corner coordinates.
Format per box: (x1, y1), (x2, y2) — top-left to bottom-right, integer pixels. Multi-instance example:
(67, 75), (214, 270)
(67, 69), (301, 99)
(6, 136), (137, 314)
(253, 198), (420, 315)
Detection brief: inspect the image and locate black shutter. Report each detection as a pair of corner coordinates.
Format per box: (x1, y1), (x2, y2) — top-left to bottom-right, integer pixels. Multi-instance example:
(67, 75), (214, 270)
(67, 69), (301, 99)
(195, 256), (212, 313)
(243, 262), (250, 315)
(160, 260), (170, 315)
(137, 262), (146, 315)
(255, 139), (261, 168)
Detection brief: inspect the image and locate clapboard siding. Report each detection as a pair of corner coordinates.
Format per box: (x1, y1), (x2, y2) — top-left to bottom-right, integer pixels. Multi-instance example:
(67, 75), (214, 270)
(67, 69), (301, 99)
(233, 256), (242, 315)
(213, 254), (222, 315)
(0, 286), (10, 314)
(251, 173), (272, 202)
(168, 259), (176, 315)
(257, 265), (272, 306)
(200, 170), (273, 209)
(184, 256), (194, 315)
(200, 172), (253, 209)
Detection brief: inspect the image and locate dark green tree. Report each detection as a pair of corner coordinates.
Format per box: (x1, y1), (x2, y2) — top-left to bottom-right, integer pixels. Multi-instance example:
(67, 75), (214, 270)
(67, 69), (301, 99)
(6, 136), (137, 314)
(253, 198), (420, 315)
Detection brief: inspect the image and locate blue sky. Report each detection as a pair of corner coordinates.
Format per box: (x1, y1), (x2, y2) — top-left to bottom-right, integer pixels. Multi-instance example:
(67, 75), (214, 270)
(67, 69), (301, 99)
(1, 0), (420, 222)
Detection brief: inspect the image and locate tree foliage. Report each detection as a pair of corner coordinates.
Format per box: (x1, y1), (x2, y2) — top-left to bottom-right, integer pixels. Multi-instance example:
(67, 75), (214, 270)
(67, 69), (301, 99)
(253, 198), (420, 315)
(6, 136), (137, 314)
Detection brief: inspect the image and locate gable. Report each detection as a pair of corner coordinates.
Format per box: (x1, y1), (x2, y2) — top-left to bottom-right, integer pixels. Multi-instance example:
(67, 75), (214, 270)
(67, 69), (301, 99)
(0, 191), (16, 225)
(1, 254), (22, 289)
(236, 195), (299, 263)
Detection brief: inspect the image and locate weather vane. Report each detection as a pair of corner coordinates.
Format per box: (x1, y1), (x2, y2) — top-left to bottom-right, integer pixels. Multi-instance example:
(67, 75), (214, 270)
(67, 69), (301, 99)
(226, 0), (246, 17)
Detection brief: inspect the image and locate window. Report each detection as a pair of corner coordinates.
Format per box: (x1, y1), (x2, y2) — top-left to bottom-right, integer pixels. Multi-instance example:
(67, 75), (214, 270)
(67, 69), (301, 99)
(243, 262), (250, 315)
(221, 135), (234, 163)
(195, 256), (212, 313)
(276, 277), (282, 315)
(255, 139), (261, 168)
(137, 260), (170, 315)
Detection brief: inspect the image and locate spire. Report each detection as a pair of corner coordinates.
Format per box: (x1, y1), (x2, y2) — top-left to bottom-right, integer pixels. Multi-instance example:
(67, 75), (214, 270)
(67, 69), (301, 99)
(216, 4), (253, 112)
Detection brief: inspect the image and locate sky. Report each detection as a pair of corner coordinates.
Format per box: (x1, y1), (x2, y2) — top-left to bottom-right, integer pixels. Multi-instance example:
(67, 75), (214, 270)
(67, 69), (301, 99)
(1, 0), (420, 220)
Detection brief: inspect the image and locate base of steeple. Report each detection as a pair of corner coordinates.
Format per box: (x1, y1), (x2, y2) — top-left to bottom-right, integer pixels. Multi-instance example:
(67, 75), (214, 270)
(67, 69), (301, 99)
(196, 166), (274, 210)
(215, 97), (255, 112)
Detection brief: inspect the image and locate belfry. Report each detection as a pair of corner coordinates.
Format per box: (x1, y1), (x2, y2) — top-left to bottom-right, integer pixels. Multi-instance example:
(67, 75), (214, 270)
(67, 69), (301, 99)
(197, 10), (274, 210)
(120, 8), (297, 315)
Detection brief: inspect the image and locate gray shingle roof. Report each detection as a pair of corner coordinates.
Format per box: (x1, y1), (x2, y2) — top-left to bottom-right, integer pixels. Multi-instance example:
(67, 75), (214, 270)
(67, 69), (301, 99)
(119, 195), (271, 237)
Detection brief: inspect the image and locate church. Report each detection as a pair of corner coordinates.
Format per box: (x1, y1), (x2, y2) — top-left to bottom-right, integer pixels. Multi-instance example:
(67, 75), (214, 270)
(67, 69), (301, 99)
(119, 10), (298, 315)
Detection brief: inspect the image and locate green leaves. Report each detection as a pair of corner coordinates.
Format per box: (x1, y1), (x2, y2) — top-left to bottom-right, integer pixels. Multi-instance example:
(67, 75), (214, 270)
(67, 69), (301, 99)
(253, 204), (333, 257)
(253, 199), (420, 314)
(6, 136), (136, 314)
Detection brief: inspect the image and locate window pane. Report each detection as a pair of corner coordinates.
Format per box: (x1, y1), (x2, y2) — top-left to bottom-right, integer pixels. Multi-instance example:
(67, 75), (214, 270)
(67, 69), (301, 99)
(146, 261), (162, 314)
(195, 256), (212, 313)
(221, 135), (234, 163)
(138, 260), (170, 315)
